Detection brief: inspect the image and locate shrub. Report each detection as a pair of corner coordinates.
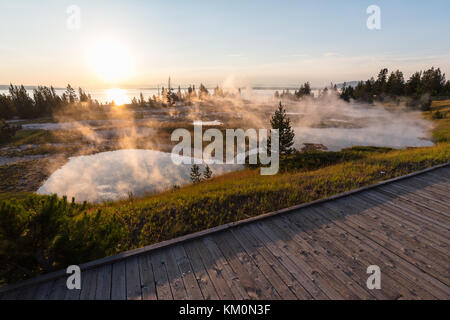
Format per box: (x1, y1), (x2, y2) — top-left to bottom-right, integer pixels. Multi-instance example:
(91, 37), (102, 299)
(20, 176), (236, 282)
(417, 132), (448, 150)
(0, 195), (124, 284)
(0, 119), (21, 144)
(432, 111), (444, 119)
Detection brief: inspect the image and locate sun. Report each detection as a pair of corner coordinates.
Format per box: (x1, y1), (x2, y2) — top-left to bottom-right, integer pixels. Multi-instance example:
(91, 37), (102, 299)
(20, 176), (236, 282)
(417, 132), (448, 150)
(106, 88), (128, 106)
(87, 41), (134, 83)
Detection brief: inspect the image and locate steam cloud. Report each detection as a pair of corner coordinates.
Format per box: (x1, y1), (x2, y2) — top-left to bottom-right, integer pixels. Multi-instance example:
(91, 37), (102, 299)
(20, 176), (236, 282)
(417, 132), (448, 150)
(38, 149), (242, 203)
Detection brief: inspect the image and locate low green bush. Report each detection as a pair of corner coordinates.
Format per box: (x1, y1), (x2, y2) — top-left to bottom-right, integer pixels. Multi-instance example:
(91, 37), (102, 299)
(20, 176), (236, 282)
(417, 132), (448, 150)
(0, 119), (21, 144)
(0, 195), (125, 284)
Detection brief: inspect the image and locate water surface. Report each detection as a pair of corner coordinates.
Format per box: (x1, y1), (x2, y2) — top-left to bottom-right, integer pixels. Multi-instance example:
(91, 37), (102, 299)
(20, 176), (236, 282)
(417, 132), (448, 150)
(37, 149), (242, 203)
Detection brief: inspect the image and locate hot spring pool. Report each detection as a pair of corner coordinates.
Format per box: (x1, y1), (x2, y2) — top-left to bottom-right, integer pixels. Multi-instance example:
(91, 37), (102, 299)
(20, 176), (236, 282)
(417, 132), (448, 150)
(37, 149), (243, 203)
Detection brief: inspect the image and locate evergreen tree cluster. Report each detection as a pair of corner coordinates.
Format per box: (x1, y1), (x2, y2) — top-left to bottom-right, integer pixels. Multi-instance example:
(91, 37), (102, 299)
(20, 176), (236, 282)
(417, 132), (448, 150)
(190, 164), (213, 183)
(0, 84), (99, 120)
(340, 67), (450, 105)
(132, 83), (241, 108)
(275, 82), (313, 101)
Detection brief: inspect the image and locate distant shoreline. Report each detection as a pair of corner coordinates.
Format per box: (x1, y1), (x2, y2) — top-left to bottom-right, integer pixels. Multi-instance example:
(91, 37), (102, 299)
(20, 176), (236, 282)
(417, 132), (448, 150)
(0, 83), (359, 91)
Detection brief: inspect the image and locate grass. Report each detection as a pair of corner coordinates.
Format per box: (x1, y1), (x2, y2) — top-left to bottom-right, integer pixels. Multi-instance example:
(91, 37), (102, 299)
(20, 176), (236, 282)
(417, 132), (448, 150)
(6, 129), (51, 145)
(423, 99), (450, 142)
(5, 129), (85, 146)
(0, 99), (449, 284)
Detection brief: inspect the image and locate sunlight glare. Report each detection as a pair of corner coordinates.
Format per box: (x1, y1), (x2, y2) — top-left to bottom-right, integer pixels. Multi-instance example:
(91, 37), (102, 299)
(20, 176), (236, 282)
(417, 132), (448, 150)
(106, 88), (128, 106)
(88, 41), (134, 83)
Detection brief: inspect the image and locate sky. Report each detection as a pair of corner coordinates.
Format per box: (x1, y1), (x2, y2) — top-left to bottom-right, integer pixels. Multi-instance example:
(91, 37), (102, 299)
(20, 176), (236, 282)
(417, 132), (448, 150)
(1, 0), (450, 88)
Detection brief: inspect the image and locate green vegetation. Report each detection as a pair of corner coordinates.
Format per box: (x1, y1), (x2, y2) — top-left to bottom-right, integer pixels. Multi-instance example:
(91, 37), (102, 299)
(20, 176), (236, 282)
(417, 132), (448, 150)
(427, 100), (450, 143)
(0, 84), (101, 120)
(5, 129), (50, 146)
(340, 67), (450, 106)
(203, 165), (213, 180)
(1, 128), (86, 151)
(0, 195), (124, 284)
(270, 102), (295, 154)
(0, 119), (21, 144)
(190, 164), (213, 183)
(277, 146), (393, 172)
(190, 164), (202, 184)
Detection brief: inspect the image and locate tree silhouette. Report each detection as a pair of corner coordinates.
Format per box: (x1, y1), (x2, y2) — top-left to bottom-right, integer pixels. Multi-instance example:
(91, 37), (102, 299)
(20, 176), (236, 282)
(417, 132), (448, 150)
(203, 165), (212, 179)
(190, 164), (202, 183)
(270, 102), (295, 155)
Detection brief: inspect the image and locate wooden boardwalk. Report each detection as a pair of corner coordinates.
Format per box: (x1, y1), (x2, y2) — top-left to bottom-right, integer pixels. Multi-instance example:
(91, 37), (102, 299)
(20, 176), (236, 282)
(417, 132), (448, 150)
(1, 164), (449, 300)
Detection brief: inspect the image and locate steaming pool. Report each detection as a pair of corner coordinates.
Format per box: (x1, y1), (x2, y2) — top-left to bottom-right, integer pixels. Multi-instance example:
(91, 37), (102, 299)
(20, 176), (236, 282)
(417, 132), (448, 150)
(293, 125), (434, 151)
(37, 149), (243, 203)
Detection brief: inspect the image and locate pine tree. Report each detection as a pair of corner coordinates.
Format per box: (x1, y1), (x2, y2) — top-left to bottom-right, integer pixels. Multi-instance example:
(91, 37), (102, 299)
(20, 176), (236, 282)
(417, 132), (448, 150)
(199, 84), (209, 99)
(190, 164), (202, 183)
(78, 88), (88, 102)
(203, 165), (212, 179)
(64, 84), (77, 104)
(270, 102), (295, 155)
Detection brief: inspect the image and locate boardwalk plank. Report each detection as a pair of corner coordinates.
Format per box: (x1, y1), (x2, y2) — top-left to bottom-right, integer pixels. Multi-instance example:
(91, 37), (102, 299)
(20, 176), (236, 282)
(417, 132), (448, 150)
(214, 231), (281, 300)
(323, 200), (450, 285)
(355, 192), (449, 248)
(1, 288), (22, 300)
(183, 240), (230, 299)
(313, 204), (450, 298)
(151, 250), (174, 300)
(389, 181), (450, 210)
(64, 281), (82, 300)
(162, 247), (188, 300)
(126, 256), (142, 300)
(376, 187), (450, 221)
(231, 227), (298, 299)
(369, 189), (450, 230)
(138, 254), (157, 300)
(17, 285), (38, 300)
(280, 212), (393, 299)
(33, 280), (54, 300)
(271, 215), (375, 299)
(247, 223), (326, 299)
(296, 207), (438, 299)
(48, 276), (68, 300)
(425, 171), (450, 182)
(171, 245), (203, 300)
(406, 177), (450, 196)
(414, 172), (449, 184)
(334, 197), (450, 270)
(382, 184), (450, 215)
(95, 264), (112, 300)
(201, 236), (248, 299)
(256, 220), (346, 299)
(111, 260), (126, 300)
(79, 269), (97, 300)
(363, 189), (449, 235)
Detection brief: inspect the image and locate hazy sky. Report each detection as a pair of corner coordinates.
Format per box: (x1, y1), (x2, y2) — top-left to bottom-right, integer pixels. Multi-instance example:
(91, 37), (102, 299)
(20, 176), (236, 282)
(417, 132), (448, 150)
(1, 0), (450, 88)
